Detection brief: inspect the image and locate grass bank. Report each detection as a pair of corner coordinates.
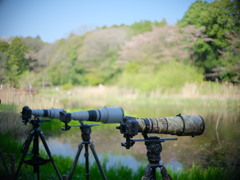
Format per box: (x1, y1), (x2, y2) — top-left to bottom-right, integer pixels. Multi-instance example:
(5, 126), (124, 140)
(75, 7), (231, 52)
(0, 133), (232, 180)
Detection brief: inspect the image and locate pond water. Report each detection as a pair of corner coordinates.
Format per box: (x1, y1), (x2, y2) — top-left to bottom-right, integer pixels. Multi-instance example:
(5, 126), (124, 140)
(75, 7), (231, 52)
(40, 98), (240, 173)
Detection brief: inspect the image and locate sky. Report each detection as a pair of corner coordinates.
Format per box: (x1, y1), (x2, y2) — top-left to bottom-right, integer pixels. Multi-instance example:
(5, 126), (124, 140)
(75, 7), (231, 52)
(0, 0), (213, 43)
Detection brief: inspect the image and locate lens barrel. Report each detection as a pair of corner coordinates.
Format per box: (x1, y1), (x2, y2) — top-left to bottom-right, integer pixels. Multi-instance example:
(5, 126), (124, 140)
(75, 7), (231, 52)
(31, 108), (64, 119)
(136, 114), (205, 136)
(70, 107), (124, 123)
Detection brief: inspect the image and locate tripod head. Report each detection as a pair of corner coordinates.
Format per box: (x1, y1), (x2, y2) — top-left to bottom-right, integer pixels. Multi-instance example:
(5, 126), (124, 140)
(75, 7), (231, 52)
(120, 131), (177, 149)
(24, 115), (50, 129)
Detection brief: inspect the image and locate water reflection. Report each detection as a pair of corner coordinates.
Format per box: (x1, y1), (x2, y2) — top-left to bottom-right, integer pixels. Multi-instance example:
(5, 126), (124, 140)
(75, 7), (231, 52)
(41, 137), (183, 172)
(42, 138), (143, 171)
(41, 102), (240, 173)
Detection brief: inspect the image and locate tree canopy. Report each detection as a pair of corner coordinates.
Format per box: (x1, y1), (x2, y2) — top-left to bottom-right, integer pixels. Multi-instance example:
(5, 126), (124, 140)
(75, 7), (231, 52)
(178, 0), (240, 82)
(0, 37), (30, 86)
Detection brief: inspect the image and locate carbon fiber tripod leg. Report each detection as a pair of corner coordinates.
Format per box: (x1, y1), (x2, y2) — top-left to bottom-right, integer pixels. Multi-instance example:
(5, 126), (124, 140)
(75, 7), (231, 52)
(38, 131), (62, 180)
(90, 143), (107, 180)
(14, 132), (34, 180)
(68, 142), (84, 180)
(0, 150), (10, 177)
(142, 164), (155, 180)
(84, 144), (90, 180)
(160, 162), (171, 180)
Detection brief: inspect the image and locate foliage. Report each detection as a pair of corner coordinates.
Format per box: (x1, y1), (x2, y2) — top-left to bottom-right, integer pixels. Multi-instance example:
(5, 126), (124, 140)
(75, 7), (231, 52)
(1, 2), (239, 88)
(169, 165), (230, 180)
(0, 131), (233, 180)
(118, 61), (203, 92)
(21, 36), (45, 52)
(40, 27), (129, 86)
(0, 41), (9, 83)
(117, 25), (204, 92)
(192, 39), (216, 69)
(119, 25), (205, 65)
(178, 0), (240, 82)
(0, 41), (9, 52)
(0, 37), (30, 86)
(218, 31), (240, 83)
(62, 83), (74, 90)
(129, 19), (166, 36)
(18, 71), (42, 88)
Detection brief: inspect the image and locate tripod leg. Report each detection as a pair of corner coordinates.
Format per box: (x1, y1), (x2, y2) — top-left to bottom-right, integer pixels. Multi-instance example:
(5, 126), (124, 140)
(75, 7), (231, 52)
(15, 132), (34, 180)
(0, 150), (10, 177)
(84, 144), (90, 180)
(159, 162), (171, 180)
(90, 143), (107, 180)
(32, 131), (40, 178)
(68, 143), (84, 180)
(152, 167), (156, 180)
(142, 163), (154, 180)
(38, 132), (62, 180)
(37, 171), (40, 180)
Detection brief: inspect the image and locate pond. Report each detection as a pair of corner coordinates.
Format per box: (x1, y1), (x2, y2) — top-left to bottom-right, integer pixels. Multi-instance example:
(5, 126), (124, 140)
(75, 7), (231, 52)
(39, 96), (240, 174)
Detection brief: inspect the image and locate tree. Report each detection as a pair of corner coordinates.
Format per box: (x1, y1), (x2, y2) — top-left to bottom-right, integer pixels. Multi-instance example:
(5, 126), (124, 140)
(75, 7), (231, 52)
(22, 36), (45, 52)
(219, 31), (240, 83)
(179, 0), (240, 82)
(0, 41), (9, 83)
(118, 25), (205, 68)
(129, 19), (167, 36)
(0, 41), (9, 52)
(6, 37), (30, 86)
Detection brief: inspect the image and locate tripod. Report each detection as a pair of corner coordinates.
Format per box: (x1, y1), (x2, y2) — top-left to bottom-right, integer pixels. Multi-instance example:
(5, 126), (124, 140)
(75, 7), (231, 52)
(67, 123), (107, 180)
(125, 134), (176, 180)
(142, 136), (172, 180)
(15, 117), (62, 180)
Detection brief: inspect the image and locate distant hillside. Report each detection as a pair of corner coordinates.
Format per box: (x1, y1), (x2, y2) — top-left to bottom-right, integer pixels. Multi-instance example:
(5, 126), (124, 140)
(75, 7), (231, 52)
(29, 23), (205, 92)
(36, 21), (170, 87)
(1, 0), (239, 90)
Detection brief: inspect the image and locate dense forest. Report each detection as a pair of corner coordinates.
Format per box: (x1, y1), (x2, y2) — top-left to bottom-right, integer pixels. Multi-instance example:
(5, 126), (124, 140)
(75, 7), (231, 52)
(0, 0), (239, 91)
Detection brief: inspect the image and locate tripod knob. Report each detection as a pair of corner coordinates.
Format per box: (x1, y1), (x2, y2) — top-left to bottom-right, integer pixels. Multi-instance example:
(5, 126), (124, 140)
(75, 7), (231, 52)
(61, 123), (71, 131)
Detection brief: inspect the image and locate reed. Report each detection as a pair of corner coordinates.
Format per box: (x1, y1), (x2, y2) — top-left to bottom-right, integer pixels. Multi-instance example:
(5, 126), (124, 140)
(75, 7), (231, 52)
(0, 83), (239, 179)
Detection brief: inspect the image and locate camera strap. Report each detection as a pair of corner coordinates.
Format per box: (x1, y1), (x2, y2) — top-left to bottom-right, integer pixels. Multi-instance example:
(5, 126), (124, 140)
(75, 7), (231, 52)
(143, 118), (151, 133)
(163, 118), (168, 134)
(177, 114), (185, 135)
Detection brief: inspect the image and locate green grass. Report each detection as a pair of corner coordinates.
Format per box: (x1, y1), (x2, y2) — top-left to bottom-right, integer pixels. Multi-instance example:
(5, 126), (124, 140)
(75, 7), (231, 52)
(0, 133), (236, 180)
(0, 104), (17, 111)
(169, 166), (229, 180)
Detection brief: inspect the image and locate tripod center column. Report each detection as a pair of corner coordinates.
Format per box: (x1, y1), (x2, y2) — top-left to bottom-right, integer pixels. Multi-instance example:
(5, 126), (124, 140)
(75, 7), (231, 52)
(81, 126), (92, 142)
(145, 136), (162, 164)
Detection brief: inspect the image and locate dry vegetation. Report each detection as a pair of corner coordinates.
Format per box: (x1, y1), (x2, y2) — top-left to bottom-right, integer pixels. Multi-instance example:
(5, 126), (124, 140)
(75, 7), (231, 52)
(1, 82), (239, 113)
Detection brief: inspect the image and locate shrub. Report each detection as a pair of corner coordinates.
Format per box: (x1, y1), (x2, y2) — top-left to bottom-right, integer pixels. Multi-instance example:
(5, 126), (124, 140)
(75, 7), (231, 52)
(117, 61), (203, 92)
